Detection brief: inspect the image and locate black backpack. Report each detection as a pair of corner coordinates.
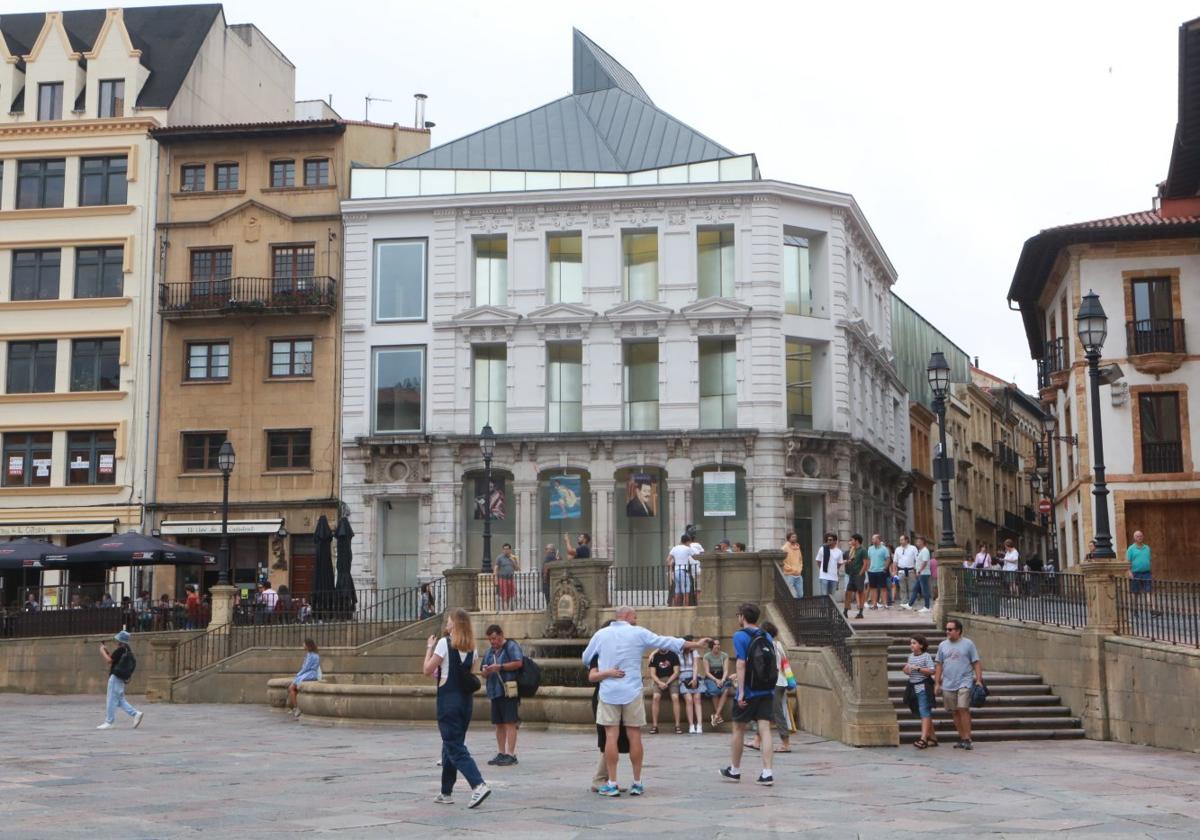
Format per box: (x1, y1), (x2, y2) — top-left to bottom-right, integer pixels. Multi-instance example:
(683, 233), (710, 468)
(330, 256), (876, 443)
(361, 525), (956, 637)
(111, 647), (136, 682)
(453, 648), (481, 694)
(744, 630), (778, 691)
(516, 655), (541, 698)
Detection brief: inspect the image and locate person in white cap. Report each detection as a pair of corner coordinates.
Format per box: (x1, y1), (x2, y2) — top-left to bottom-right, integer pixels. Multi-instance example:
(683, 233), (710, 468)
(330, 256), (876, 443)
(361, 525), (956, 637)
(97, 630), (143, 730)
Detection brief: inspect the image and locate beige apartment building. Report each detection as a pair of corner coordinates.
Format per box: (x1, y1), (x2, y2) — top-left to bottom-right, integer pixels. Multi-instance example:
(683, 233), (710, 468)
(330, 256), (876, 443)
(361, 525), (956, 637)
(147, 115), (428, 597)
(0, 5), (292, 602)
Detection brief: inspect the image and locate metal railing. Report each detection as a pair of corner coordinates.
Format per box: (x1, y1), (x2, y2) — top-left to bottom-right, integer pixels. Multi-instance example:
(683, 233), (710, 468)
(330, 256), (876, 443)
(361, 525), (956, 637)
(478, 572), (547, 613)
(772, 565), (853, 678)
(1126, 318), (1186, 356)
(4, 582), (126, 611)
(608, 564), (697, 607)
(2, 605), (127, 638)
(1116, 576), (1200, 647)
(158, 276), (336, 315)
(1142, 441), (1184, 474)
(950, 567), (1087, 628)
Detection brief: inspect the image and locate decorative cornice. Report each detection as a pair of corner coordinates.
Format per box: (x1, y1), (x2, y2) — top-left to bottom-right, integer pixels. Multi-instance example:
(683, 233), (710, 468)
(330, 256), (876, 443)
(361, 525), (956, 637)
(0, 118), (159, 139)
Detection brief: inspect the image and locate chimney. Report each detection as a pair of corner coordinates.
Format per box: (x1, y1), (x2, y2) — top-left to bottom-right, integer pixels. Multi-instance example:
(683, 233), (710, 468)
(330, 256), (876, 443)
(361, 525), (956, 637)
(413, 93), (427, 130)
(974, 356), (979, 368)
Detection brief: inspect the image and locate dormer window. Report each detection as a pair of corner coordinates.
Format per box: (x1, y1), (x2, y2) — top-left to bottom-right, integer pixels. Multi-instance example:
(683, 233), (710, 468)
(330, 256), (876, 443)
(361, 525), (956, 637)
(38, 83), (63, 121)
(98, 80), (124, 119)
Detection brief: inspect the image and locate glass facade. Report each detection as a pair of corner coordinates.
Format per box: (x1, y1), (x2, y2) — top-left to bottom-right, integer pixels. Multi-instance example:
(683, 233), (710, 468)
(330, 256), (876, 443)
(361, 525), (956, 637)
(783, 236), (812, 315)
(699, 339), (737, 429)
(547, 342), (582, 432)
(373, 347), (424, 434)
(786, 340), (813, 428)
(474, 236), (508, 306)
(623, 341), (659, 431)
(374, 240), (426, 321)
(697, 227), (734, 298)
(547, 232), (583, 303)
(473, 345), (507, 433)
(622, 230), (658, 301)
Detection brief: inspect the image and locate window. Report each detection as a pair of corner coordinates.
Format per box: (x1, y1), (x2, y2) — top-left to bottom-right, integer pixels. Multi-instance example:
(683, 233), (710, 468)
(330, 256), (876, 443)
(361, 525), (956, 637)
(374, 239), (426, 321)
(622, 230), (658, 300)
(1139, 392), (1183, 473)
(16, 159), (65, 209)
(270, 159), (295, 188)
(214, 162), (239, 191)
(2, 432), (52, 487)
(267, 430), (311, 470)
(6, 341), (57, 394)
(79, 156), (128, 206)
(98, 79), (124, 118)
(786, 340), (813, 428)
(181, 165), (205, 192)
(74, 247), (124, 298)
(66, 431), (116, 486)
(623, 341), (659, 430)
(784, 235), (813, 315)
(373, 347), (425, 434)
(190, 249), (233, 299)
(697, 227), (734, 298)
(547, 343), (582, 432)
(1130, 277), (1176, 354)
(183, 432), (226, 472)
(699, 338), (737, 429)
(70, 338), (120, 392)
(473, 345), (507, 433)
(270, 339), (313, 377)
(547, 232), (582, 303)
(37, 82), (63, 120)
(272, 245), (316, 294)
(303, 158), (329, 186)
(474, 236), (507, 306)
(12, 249), (61, 300)
(186, 342), (230, 381)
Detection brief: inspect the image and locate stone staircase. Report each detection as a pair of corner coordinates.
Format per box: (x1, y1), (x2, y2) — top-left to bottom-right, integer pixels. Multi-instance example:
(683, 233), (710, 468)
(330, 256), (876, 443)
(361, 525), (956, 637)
(873, 621), (1086, 743)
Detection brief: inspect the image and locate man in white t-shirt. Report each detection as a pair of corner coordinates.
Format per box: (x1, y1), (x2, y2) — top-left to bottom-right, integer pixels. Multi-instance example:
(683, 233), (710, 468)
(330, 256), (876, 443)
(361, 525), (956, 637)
(893, 535), (918, 601)
(816, 532), (843, 597)
(667, 536), (701, 606)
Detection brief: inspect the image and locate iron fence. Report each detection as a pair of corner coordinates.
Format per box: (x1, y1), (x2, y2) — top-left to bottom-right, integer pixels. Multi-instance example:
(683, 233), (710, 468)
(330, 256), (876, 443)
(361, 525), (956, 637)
(1, 605), (127, 638)
(1126, 318), (1186, 356)
(158, 276), (336, 315)
(480, 572), (547, 613)
(608, 564), (697, 607)
(5, 582), (126, 611)
(773, 564), (853, 678)
(950, 567), (1087, 628)
(1116, 576), (1200, 648)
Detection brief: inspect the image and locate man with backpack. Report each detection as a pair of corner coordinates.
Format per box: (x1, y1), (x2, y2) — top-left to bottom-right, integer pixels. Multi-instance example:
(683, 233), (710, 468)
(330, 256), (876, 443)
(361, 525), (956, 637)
(97, 630), (143, 730)
(720, 602), (777, 786)
(481, 624), (523, 766)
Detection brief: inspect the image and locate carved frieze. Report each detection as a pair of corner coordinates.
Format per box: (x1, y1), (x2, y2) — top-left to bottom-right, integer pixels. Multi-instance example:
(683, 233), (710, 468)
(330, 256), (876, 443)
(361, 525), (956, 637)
(360, 441), (432, 485)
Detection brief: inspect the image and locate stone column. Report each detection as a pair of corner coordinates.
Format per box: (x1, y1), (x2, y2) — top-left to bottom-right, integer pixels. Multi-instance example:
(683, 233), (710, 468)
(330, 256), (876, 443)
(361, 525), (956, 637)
(443, 567), (480, 613)
(932, 546), (965, 628)
(144, 637), (181, 702)
(1079, 559), (1125, 740)
(696, 551), (773, 641)
(843, 634), (899, 746)
(207, 584), (237, 630)
(757, 549), (786, 607)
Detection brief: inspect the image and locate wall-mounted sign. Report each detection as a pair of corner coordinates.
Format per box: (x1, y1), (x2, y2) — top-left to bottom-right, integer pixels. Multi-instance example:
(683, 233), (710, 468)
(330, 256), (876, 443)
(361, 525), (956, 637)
(702, 471), (737, 517)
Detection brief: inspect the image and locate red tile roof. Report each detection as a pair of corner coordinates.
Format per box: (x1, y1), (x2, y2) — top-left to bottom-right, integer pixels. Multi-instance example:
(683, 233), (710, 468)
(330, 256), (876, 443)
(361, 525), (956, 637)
(1045, 209), (1200, 231)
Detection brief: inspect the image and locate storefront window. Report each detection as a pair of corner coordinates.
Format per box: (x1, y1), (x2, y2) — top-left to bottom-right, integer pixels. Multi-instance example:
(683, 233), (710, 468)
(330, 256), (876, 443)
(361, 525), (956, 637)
(614, 467), (669, 567)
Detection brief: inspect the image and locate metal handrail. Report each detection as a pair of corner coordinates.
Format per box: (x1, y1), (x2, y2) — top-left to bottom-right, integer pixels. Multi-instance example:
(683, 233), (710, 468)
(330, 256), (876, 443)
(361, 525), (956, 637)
(1116, 576), (1200, 647)
(1126, 318), (1186, 356)
(772, 564), (852, 678)
(949, 566), (1087, 628)
(159, 275), (336, 313)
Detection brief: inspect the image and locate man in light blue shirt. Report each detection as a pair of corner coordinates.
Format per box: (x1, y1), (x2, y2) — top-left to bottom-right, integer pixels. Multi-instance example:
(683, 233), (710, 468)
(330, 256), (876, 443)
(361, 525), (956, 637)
(581, 605), (709, 797)
(866, 534), (891, 610)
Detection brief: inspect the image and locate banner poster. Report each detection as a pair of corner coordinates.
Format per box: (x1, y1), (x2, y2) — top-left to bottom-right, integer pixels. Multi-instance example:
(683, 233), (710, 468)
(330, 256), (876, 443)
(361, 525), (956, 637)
(7, 456), (23, 478)
(548, 475), (583, 520)
(99, 454), (114, 475)
(702, 471), (738, 517)
(625, 472), (657, 518)
(473, 476), (507, 520)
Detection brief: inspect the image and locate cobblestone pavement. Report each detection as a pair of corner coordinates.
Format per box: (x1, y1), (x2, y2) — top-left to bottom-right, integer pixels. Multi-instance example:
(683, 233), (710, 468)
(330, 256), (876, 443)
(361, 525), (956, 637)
(3, 694), (1200, 838)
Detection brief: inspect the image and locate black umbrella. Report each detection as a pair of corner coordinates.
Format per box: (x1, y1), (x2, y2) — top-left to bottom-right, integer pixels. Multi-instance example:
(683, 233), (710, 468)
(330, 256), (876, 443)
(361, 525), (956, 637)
(42, 532), (216, 568)
(313, 514), (335, 593)
(334, 515), (357, 614)
(0, 537), (55, 571)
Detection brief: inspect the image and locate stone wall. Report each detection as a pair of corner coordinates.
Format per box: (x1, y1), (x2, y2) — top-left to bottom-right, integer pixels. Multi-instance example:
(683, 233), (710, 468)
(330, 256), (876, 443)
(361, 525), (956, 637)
(0, 630), (202, 695)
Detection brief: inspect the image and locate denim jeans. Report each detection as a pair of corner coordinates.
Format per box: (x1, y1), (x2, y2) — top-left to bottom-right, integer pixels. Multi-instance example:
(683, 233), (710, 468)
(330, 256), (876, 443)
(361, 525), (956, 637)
(105, 674), (139, 724)
(819, 579), (837, 596)
(907, 575), (931, 609)
(785, 574), (804, 598)
(437, 651), (484, 795)
(915, 686), (932, 719)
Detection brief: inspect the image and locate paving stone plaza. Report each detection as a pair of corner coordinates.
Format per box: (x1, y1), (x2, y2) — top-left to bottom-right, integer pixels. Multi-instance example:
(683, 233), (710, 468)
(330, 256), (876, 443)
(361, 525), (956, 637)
(4, 695), (1200, 839)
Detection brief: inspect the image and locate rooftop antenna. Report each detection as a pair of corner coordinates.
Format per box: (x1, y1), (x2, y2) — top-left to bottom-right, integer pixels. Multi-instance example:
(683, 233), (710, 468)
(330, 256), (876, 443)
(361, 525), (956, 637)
(364, 94), (391, 122)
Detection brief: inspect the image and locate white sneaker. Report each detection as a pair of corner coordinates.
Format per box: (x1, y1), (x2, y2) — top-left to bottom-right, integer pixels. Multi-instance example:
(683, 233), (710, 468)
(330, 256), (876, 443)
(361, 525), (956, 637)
(901, 604), (913, 611)
(132, 711), (144, 729)
(468, 782), (491, 809)
(918, 607), (931, 613)
(96, 722), (113, 730)
(291, 707), (301, 719)
(434, 793), (454, 805)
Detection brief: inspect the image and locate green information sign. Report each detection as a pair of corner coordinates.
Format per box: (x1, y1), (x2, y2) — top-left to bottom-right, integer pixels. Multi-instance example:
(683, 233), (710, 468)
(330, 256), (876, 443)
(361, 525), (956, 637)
(702, 471), (737, 517)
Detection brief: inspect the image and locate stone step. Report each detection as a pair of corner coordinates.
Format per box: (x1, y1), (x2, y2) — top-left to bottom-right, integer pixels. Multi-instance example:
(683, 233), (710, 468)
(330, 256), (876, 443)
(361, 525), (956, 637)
(888, 672), (1045, 685)
(899, 728), (1086, 743)
(891, 701), (1073, 716)
(889, 686), (1054, 701)
(897, 716), (1082, 731)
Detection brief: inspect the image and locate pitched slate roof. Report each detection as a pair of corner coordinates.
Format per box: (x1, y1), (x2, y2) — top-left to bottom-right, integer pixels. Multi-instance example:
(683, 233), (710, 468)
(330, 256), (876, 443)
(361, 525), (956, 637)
(0, 4), (223, 109)
(392, 29), (735, 173)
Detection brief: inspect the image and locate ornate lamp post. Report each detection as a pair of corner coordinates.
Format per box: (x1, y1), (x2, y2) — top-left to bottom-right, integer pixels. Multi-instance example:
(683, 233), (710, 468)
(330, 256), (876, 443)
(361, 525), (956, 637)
(1076, 290), (1115, 561)
(927, 351), (955, 549)
(216, 440), (236, 586)
(479, 423), (496, 574)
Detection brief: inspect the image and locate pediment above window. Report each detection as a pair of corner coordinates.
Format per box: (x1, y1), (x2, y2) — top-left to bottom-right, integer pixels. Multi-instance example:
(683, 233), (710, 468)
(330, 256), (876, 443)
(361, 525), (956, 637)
(526, 302), (598, 338)
(443, 305), (521, 340)
(604, 300), (674, 338)
(680, 297), (751, 335)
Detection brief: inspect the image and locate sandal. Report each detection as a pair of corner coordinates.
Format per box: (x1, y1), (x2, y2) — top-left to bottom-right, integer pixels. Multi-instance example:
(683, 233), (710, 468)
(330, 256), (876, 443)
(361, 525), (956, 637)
(913, 739), (928, 749)
(713, 716), (724, 726)
(927, 738), (939, 747)
(776, 747), (792, 753)
(675, 726), (683, 734)
(649, 726), (658, 734)
(745, 742), (761, 751)
(710, 714), (718, 727)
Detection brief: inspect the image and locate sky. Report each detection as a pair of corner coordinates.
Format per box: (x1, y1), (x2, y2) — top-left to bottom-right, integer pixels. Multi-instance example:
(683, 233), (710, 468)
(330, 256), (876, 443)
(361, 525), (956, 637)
(22, 0), (1199, 392)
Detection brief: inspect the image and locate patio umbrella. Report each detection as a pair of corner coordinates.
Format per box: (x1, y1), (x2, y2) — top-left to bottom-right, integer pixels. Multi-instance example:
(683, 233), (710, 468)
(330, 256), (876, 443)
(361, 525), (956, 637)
(42, 532), (216, 568)
(0, 537), (55, 571)
(313, 516), (335, 615)
(334, 515), (357, 615)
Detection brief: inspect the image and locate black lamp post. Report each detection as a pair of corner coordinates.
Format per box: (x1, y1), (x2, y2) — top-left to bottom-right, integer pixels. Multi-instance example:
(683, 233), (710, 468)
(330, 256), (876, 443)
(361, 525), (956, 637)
(479, 423), (496, 574)
(927, 351), (956, 549)
(216, 440), (236, 586)
(1077, 290), (1115, 561)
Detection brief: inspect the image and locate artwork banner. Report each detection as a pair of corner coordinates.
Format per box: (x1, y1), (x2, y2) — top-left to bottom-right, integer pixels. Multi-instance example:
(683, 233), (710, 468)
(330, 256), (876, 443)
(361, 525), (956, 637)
(625, 472), (657, 518)
(474, 476), (506, 520)
(703, 471), (737, 517)
(548, 475), (583, 520)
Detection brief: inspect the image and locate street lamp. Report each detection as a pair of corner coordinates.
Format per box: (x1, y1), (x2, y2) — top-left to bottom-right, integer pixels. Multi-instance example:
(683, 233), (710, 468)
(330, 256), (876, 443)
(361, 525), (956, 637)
(1077, 290), (1115, 561)
(927, 351), (956, 549)
(216, 440), (236, 587)
(478, 423), (496, 574)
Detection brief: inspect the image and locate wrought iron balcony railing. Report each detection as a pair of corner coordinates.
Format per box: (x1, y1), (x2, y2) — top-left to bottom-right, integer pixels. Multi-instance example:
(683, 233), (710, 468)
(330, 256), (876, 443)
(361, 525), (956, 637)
(1126, 318), (1186, 356)
(159, 276), (336, 317)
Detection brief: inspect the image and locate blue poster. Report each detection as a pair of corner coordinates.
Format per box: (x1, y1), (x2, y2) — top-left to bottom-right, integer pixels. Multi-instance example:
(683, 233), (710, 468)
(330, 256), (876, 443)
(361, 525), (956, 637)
(548, 475), (583, 520)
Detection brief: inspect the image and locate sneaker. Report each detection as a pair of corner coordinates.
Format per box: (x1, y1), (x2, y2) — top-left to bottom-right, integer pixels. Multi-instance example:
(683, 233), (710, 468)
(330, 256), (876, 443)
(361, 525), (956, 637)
(756, 773), (774, 786)
(434, 793), (454, 805)
(843, 607), (849, 618)
(291, 707), (301, 719)
(962, 739), (973, 750)
(719, 767), (741, 782)
(918, 607), (931, 614)
(596, 782), (620, 797)
(953, 740), (967, 749)
(486, 753), (506, 766)
(468, 782), (491, 808)
(901, 604), (913, 611)
(132, 711), (144, 729)
(629, 782), (644, 796)
(855, 612), (864, 619)
(96, 722), (113, 730)
(500, 754), (518, 765)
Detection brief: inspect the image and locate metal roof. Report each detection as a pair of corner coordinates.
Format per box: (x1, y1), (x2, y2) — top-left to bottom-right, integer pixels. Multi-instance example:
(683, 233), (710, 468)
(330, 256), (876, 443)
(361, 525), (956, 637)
(392, 29), (736, 173)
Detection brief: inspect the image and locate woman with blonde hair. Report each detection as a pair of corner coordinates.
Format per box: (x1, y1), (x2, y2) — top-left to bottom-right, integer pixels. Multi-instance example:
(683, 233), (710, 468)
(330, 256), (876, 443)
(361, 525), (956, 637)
(423, 607), (490, 808)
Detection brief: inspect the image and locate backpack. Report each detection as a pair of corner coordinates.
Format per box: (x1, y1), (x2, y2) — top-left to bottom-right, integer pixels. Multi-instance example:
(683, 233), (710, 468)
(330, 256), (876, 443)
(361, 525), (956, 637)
(516, 655), (541, 698)
(111, 647), (136, 682)
(452, 648), (481, 694)
(744, 629), (778, 691)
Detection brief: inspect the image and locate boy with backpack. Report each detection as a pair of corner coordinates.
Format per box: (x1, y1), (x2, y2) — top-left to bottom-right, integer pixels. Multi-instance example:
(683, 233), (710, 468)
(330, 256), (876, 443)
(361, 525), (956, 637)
(720, 602), (776, 786)
(97, 630), (143, 730)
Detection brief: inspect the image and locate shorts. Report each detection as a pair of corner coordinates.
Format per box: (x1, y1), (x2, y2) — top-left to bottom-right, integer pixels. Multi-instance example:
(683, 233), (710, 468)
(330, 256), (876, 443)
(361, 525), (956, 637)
(679, 675), (703, 695)
(915, 686), (932, 719)
(867, 571), (888, 589)
(652, 680), (679, 697)
(846, 574), (864, 592)
(942, 686), (971, 711)
(1131, 571), (1152, 594)
(490, 696), (520, 725)
(597, 697), (647, 727)
(702, 677), (729, 697)
(497, 577), (516, 599)
(732, 693), (774, 724)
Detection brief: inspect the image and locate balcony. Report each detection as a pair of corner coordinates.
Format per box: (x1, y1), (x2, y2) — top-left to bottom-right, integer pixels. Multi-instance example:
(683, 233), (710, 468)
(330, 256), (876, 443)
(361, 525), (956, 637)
(159, 276), (336, 318)
(1003, 511), (1024, 533)
(1034, 442), (1048, 469)
(1142, 441), (1184, 474)
(1126, 319), (1186, 374)
(1037, 337), (1068, 393)
(996, 442), (1019, 472)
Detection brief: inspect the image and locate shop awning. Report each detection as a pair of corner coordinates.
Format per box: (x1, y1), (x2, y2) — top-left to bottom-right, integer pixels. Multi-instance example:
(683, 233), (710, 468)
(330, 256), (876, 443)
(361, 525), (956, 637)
(0, 520), (117, 537)
(159, 519), (284, 536)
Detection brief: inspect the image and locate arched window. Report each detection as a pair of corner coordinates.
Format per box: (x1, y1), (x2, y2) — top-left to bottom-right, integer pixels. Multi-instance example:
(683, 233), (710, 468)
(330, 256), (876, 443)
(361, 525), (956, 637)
(614, 467), (669, 567)
(691, 466), (748, 549)
(538, 469), (591, 563)
(462, 470), (516, 569)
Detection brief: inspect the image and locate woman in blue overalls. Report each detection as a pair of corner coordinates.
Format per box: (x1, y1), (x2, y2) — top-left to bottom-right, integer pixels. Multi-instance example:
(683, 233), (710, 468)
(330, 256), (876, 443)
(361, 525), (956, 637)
(423, 607), (491, 808)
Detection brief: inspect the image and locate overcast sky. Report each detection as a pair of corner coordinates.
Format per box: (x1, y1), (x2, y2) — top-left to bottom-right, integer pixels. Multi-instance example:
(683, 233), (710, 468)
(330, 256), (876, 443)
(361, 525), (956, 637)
(27, 1), (1200, 392)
